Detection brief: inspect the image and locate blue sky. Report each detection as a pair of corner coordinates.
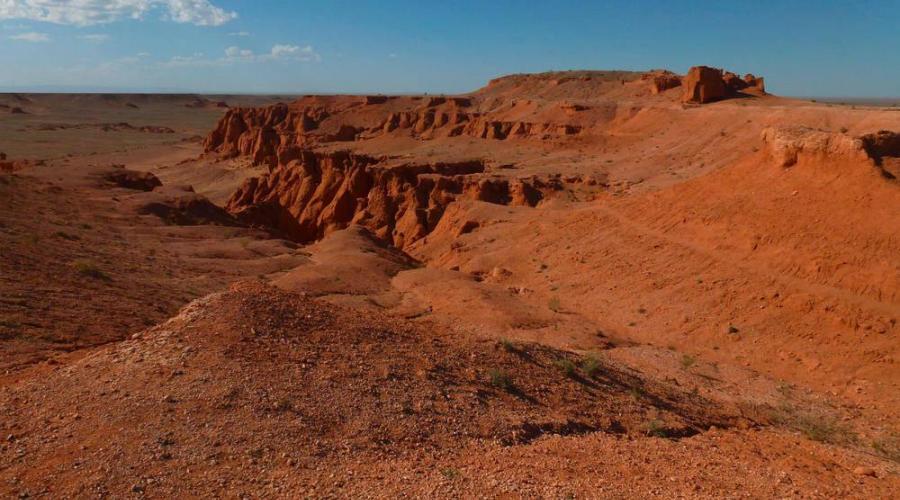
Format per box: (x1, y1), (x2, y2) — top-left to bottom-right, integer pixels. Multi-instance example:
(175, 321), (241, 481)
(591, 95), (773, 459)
(1, 0), (898, 96)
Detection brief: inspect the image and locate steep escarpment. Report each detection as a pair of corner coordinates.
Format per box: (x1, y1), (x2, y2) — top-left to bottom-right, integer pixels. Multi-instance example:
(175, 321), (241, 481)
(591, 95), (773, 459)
(203, 97), (589, 165)
(226, 150), (558, 247)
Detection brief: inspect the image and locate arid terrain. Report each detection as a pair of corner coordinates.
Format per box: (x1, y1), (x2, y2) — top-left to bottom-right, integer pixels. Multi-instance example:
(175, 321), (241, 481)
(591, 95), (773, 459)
(1, 67), (899, 498)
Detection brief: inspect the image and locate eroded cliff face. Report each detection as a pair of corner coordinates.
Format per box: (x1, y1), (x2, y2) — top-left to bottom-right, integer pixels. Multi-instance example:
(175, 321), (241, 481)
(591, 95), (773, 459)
(761, 126), (900, 180)
(203, 97), (587, 167)
(376, 98), (583, 141)
(225, 150), (559, 248)
(205, 68), (784, 249)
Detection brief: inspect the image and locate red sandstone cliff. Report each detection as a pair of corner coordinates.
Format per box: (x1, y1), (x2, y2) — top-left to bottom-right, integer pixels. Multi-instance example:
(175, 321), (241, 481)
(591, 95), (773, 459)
(225, 150), (558, 248)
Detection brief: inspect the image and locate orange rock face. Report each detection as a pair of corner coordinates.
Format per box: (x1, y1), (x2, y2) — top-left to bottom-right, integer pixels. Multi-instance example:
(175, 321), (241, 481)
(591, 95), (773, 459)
(743, 73), (766, 93)
(682, 66), (727, 103)
(682, 66), (767, 103)
(643, 70), (682, 94)
(225, 150), (557, 247)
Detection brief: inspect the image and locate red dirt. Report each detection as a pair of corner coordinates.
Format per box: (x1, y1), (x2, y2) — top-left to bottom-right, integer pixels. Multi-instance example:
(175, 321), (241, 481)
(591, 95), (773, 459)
(1, 69), (899, 497)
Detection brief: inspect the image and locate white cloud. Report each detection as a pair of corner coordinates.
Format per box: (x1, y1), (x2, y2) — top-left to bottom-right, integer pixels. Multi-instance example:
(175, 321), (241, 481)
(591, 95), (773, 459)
(223, 44), (320, 63)
(78, 33), (109, 42)
(8, 31), (48, 41)
(162, 44), (320, 68)
(267, 44), (320, 62)
(224, 45), (254, 60)
(161, 51), (217, 68)
(228, 31), (249, 36)
(0, 0), (236, 26)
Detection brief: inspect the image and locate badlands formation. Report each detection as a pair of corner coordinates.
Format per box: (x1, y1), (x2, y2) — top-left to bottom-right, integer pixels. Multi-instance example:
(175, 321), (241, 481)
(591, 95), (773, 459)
(1, 67), (899, 497)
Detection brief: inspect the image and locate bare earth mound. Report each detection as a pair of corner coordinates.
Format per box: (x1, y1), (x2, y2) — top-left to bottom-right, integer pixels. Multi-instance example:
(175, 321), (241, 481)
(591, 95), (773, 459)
(2, 283), (896, 497)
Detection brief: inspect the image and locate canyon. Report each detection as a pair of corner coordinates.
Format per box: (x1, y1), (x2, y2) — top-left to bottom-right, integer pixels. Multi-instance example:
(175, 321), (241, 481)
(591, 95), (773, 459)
(1, 66), (899, 497)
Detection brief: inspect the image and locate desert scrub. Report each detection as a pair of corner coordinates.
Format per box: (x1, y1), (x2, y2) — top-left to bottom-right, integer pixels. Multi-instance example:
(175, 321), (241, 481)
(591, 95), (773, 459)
(488, 369), (513, 391)
(440, 467), (460, 480)
(71, 259), (110, 280)
(680, 354), (696, 369)
(873, 435), (900, 463)
(53, 231), (80, 241)
(771, 408), (858, 446)
(581, 355), (601, 378)
(644, 419), (669, 438)
(499, 338), (516, 352)
(555, 358), (577, 378)
(548, 296), (561, 312)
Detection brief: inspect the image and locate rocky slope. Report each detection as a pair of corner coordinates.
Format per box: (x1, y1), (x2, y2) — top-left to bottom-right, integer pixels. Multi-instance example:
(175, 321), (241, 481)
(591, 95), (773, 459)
(3, 282), (896, 498)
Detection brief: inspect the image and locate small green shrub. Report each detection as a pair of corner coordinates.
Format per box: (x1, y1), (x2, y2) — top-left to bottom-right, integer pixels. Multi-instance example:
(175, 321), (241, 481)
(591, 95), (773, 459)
(71, 259), (110, 280)
(794, 414), (856, 445)
(440, 467), (460, 480)
(548, 296), (561, 312)
(499, 338), (516, 352)
(555, 358), (577, 378)
(644, 419), (669, 438)
(53, 231), (80, 241)
(872, 435), (900, 463)
(581, 355), (601, 378)
(680, 354), (696, 370)
(0, 318), (21, 329)
(488, 369), (513, 391)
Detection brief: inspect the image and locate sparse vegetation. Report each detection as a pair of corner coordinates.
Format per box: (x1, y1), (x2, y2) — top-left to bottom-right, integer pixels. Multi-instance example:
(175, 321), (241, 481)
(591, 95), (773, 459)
(581, 355), (601, 378)
(644, 419), (669, 438)
(770, 406), (858, 446)
(0, 318), (21, 329)
(71, 259), (110, 280)
(794, 414), (856, 444)
(440, 467), (460, 480)
(548, 296), (561, 312)
(776, 382), (792, 397)
(872, 435), (900, 463)
(555, 358), (577, 378)
(274, 398), (294, 412)
(53, 230), (80, 241)
(680, 354), (696, 369)
(499, 338), (516, 352)
(488, 369), (513, 391)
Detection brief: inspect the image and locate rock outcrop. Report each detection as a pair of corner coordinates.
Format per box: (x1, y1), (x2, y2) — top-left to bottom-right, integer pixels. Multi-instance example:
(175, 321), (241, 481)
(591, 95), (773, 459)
(683, 66), (767, 104)
(225, 150), (556, 247)
(743, 74), (766, 93)
(761, 126), (871, 167)
(0, 157), (46, 172)
(643, 70), (682, 94)
(102, 168), (163, 191)
(860, 130), (900, 165)
(682, 66), (727, 104)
